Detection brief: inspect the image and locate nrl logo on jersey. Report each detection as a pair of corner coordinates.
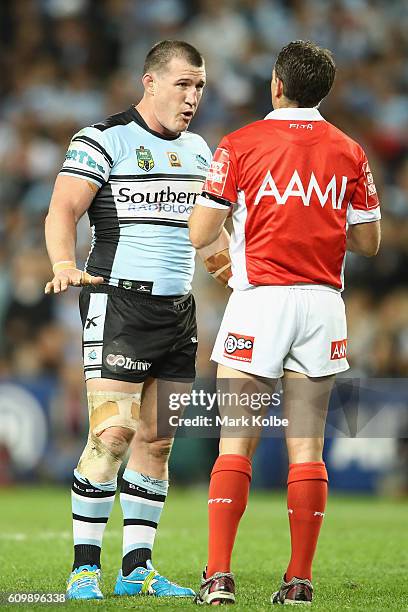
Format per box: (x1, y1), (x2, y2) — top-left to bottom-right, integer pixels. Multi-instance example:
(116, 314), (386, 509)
(136, 146), (155, 172)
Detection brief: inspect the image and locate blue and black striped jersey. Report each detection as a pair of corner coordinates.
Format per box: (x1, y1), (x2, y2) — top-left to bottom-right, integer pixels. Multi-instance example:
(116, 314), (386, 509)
(60, 106), (212, 296)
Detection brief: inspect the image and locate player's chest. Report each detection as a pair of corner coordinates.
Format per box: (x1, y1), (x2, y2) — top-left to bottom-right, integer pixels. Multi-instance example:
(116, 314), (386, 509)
(113, 137), (208, 178)
(109, 139), (208, 221)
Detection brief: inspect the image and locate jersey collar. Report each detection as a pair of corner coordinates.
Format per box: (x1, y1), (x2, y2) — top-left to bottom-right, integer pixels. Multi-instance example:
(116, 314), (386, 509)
(264, 107), (325, 121)
(129, 106), (181, 140)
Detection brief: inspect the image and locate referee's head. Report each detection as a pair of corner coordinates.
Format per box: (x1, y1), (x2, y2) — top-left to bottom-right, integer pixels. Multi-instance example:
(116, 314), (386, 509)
(139, 40), (206, 137)
(272, 40), (336, 109)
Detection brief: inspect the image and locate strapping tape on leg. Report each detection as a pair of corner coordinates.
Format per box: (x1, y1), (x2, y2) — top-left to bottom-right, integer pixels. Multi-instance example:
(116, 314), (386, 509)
(87, 391), (141, 435)
(77, 432), (123, 481)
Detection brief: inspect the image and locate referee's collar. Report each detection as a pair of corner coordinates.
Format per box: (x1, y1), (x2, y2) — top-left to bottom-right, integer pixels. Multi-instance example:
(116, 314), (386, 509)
(264, 107), (324, 121)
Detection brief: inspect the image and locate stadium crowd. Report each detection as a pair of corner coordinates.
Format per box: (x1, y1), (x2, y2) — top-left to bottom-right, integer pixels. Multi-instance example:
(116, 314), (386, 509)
(0, 0), (407, 484)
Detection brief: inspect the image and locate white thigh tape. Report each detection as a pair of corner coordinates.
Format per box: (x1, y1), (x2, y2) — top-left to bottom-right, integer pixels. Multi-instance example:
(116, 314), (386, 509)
(87, 391), (141, 434)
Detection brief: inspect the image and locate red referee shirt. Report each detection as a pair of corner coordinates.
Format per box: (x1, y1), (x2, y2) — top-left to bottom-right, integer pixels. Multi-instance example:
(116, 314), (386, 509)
(197, 107), (380, 290)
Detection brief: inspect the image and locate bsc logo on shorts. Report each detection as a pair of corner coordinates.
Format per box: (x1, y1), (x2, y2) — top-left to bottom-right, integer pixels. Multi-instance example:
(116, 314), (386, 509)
(224, 333), (255, 363)
(330, 339), (347, 360)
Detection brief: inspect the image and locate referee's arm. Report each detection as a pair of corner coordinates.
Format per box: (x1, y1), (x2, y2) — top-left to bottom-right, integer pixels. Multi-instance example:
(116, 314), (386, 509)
(189, 200), (230, 249)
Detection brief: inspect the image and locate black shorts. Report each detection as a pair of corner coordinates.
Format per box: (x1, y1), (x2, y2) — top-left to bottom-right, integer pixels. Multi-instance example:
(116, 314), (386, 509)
(79, 285), (197, 383)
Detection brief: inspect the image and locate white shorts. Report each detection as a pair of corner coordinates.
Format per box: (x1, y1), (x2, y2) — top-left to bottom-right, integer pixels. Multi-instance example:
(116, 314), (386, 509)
(212, 286), (349, 378)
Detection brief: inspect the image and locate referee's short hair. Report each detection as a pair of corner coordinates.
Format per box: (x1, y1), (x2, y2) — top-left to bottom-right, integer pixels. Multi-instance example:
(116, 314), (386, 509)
(144, 40), (204, 75)
(275, 40), (336, 107)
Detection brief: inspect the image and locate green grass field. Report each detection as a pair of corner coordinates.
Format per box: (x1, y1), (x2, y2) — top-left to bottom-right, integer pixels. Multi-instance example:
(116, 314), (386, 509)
(0, 486), (407, 611)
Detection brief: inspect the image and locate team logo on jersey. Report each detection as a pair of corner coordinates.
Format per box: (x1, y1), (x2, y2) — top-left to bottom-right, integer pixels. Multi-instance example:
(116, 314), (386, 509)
(167, 152), (182, 167)
(330, 339), (347, 360)
(136, 146), (155, 172)
(224, 333), (255, 362)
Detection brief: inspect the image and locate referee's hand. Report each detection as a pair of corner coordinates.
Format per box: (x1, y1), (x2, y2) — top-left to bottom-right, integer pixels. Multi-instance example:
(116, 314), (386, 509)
(45, 266), (104, 294)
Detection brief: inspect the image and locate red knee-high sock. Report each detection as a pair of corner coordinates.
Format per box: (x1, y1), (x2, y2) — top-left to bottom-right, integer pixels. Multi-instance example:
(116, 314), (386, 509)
(285, 461), (328, 582)
(207, 454), (252, 577)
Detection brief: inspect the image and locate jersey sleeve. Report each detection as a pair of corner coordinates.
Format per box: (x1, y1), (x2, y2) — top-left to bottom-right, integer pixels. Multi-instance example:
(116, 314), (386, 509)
(59, 126), (114, 188)
(347, 149), (381, 225)
(196, 136), (238, 209)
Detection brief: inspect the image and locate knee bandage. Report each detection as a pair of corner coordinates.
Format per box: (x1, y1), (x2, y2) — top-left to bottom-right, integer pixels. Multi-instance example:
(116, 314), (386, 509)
(77, 431), (124, 481)
(87, 391), (141, 435)
(77, 392), (141, 481)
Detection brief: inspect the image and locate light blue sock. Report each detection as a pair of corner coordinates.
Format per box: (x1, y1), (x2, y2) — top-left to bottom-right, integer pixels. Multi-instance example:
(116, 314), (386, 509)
(71, 469), (117, 568)
(120, 468), (168, 573)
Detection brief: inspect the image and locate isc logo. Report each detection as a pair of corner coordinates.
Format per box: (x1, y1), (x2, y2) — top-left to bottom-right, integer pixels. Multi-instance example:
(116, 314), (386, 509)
(224, 333), (255, 362)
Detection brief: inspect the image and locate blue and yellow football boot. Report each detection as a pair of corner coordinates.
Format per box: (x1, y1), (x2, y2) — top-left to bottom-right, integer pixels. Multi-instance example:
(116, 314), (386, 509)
(114, 560), (195, 597)
(66, 564), (103, 600)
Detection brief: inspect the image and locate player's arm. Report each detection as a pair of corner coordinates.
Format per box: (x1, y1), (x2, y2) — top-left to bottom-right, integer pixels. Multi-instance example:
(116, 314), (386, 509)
(190, 138), (237, 284)
(45, 126), (114, 294)
(346, 220), (381, 257)
(189, 204), (230, 249)
(44, 176), (104, 294)
(190, 200), (231, 286)
(346, 150), (381, 257)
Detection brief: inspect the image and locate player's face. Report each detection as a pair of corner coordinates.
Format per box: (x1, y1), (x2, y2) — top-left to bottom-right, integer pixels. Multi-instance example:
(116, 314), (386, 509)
(150, 57), (206, 136)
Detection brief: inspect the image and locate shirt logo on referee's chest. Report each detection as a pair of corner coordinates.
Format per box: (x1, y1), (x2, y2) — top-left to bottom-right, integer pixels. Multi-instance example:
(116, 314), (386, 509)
(167, 151), (182, 167)
(136, 146), (155, 172)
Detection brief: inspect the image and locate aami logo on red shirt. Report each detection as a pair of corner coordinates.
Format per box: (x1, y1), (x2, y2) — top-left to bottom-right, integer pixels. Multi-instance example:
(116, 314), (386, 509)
(224, 333), (255, 362)
(203, 147), (230, 197)
(331, 339), (347, 360)
(254, 170), (348, 209)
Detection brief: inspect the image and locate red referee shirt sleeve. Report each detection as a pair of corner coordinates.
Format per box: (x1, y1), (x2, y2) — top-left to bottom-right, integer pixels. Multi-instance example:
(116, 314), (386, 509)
(197, 136), (238, 209)
(347, 150), (381, 225)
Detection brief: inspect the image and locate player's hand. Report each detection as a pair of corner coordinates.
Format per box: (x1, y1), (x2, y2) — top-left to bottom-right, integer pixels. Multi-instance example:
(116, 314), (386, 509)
(44, 262), (104, 294)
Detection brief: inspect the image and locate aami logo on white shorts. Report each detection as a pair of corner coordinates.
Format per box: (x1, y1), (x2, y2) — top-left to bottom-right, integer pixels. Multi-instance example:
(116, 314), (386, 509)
(224, 333), (255, 362)
(330, 339), (347, 360)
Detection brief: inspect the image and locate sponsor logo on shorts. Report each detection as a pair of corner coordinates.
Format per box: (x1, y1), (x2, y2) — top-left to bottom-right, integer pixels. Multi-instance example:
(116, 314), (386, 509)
(85, 314), (102, 329)
(224, 333), (255, 362)
(330, 339), (347, 360)
(208, 498), (232, 504)
(106, 353), (152, 371)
